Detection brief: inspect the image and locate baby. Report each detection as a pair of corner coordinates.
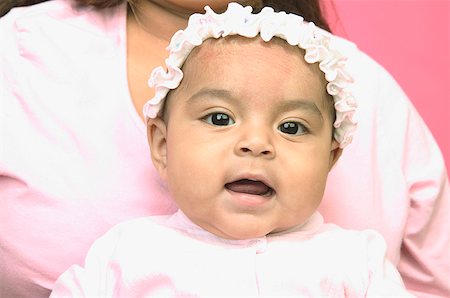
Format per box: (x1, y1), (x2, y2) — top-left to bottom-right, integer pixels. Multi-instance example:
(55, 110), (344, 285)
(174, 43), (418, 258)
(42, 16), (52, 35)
(50, 3), (413, 297)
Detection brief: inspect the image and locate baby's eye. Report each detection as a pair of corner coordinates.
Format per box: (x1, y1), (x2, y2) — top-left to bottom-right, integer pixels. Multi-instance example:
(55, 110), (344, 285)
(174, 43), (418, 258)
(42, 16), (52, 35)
(203, 113), (235, 126)
(278, 121), (308, 135)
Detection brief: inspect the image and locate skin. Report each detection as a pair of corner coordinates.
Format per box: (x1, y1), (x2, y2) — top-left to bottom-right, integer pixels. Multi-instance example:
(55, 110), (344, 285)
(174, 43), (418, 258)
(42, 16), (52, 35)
(147, 37), (342, 240)
(127, 0), (261, 120)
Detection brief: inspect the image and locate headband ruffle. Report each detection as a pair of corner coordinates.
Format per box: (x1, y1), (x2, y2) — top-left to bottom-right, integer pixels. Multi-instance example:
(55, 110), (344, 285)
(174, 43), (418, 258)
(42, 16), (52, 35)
(143, 3), (357, 148)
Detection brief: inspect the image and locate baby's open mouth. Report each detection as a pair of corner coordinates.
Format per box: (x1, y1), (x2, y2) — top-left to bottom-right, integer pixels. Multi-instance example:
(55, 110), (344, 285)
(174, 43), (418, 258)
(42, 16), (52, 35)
(225, 179), (274, 197)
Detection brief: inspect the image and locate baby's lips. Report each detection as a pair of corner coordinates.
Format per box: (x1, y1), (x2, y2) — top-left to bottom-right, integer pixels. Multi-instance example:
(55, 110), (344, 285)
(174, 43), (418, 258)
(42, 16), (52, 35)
(225, 179), (273, 196)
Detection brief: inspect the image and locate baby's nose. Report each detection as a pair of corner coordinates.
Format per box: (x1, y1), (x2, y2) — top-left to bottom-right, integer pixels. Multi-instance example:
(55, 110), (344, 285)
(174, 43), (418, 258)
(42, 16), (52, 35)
(234, 127), (275, 159)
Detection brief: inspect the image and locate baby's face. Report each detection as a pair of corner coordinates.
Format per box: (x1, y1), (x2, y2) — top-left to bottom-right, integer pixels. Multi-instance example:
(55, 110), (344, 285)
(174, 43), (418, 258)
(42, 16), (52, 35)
(148, 37), (341, 239)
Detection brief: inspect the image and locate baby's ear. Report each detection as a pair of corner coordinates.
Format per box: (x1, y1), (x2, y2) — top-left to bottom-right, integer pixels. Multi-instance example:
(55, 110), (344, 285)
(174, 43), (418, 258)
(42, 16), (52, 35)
(328, 140), (343, 171)
(147, 117), (168, 180)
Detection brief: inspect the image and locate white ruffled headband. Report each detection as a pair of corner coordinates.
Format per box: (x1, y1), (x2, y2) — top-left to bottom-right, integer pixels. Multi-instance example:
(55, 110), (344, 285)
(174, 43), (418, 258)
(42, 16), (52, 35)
(143, 2), (357, 148)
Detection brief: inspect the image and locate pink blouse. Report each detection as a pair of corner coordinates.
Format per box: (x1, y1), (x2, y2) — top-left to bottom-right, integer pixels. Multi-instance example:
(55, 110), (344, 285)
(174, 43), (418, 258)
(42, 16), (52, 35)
(1, 0), (449, 297)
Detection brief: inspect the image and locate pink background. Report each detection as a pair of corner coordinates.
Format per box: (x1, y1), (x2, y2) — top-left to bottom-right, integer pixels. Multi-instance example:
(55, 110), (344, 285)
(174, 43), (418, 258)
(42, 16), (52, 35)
(322, 0), (450, 171)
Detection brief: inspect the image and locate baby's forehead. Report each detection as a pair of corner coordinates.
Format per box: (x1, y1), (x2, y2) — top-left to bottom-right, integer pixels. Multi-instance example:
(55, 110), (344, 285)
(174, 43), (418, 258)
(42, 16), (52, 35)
(188, 35), (304, 59)
(182, 36), (325, 87)
(173, 35), (333, 117)
(183, 36), (321, 77)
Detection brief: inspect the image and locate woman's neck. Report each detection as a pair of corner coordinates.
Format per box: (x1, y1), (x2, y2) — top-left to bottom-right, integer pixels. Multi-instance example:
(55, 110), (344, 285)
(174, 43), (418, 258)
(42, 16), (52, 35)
(126, 1), (189, 121)
(129, 1), (188, 42)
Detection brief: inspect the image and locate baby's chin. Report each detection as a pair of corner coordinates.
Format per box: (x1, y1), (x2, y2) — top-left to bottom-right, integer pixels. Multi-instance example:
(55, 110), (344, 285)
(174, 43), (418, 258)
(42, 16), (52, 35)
(200, 220), (290, 241)
(218, 229), (271, 241)
(185, 208), (311, 240)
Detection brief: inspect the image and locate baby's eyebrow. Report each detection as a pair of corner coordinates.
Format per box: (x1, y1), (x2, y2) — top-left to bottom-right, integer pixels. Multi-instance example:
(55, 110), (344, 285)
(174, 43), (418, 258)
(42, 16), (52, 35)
(276, 99), (323, 120)
(187, 88), (323, 120)
(188, 88), (235, 103)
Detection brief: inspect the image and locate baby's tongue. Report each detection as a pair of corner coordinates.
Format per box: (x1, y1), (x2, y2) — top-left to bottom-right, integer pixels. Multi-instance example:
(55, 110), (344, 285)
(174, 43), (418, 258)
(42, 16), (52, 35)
(225, 179), (270, 195)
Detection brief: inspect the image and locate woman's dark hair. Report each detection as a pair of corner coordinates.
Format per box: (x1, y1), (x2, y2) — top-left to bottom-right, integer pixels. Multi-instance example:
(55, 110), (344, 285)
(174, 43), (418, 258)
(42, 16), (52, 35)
(0, 0), (118, 17)
(1, 0), (43, 16)
(262, 0), (331, 32)
(1, 0), (332, 32)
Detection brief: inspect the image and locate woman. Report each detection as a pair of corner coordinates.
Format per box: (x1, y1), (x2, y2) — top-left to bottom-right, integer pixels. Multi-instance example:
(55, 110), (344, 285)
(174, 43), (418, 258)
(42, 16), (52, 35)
(1, 0), (448, 297)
